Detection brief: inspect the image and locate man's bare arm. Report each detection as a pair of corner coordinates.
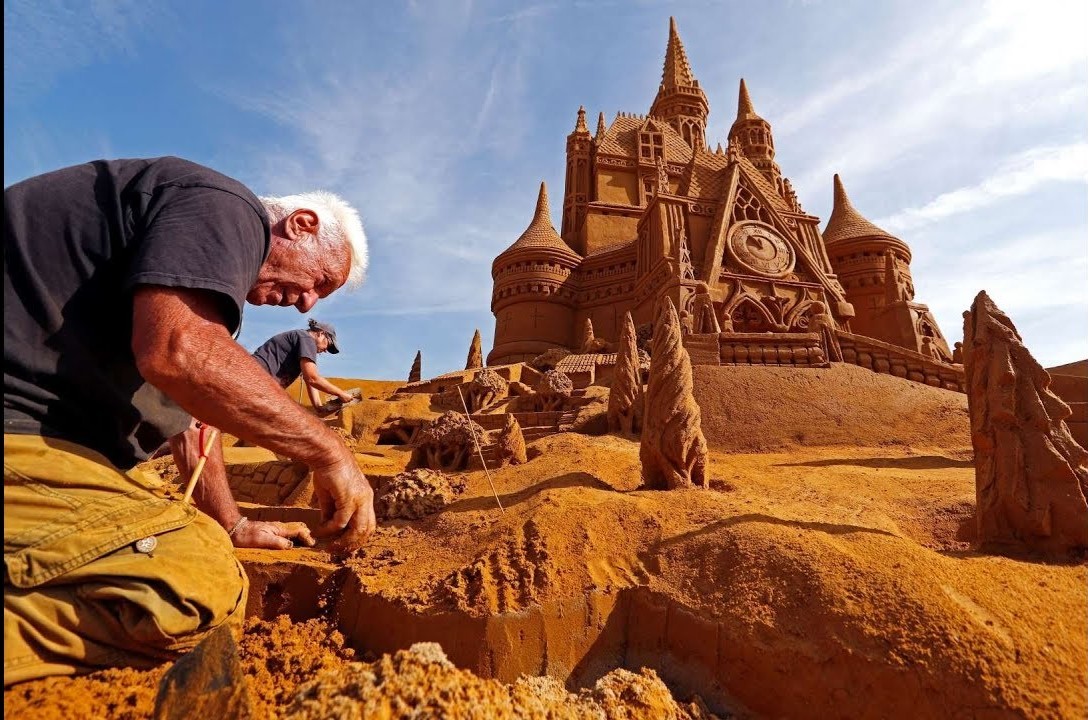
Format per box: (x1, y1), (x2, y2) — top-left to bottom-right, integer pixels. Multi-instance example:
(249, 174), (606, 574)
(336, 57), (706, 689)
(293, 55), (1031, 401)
(132, 285), (376, 544)
(301, 359), (352, 402)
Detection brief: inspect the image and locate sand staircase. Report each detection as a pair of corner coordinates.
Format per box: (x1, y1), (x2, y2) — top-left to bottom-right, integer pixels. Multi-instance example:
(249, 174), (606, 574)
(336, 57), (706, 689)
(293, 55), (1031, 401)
(469, 406), (581, 468)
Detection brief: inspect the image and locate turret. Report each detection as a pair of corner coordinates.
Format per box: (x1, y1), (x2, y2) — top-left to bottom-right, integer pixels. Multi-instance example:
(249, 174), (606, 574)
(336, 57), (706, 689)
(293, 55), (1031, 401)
(562, 106), (594, 241)
(648, 17), (708, 152)
(490, 182), (582, 365)
(727, 79), (782, 191)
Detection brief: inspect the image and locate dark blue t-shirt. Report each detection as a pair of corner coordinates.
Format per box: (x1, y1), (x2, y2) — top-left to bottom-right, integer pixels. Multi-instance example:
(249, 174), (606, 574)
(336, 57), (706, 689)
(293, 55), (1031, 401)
(3, 157), (270, 468)
(252, 330), (318, 388)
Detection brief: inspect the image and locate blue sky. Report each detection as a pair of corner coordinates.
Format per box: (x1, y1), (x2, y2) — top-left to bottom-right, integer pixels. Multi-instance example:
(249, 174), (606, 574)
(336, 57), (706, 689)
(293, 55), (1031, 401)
(5, 0), (1086, 380)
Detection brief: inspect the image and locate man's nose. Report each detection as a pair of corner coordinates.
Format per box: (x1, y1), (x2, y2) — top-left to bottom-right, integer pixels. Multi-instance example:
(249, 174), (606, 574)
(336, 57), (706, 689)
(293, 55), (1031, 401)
(296, 291), (319, 313)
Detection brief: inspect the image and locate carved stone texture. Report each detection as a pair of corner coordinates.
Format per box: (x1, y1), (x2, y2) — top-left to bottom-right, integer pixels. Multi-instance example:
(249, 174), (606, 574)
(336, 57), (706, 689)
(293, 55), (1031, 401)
(640, 298), (708, 489)
(691, 282), (720, 334)
(414, 411), (486, 473)
(964, 291), (1088, 555)
(530, 348), (571, 372)
(496, 414), (528, 466)
(409, 350), (422, 383)
(635, 323), (654, 356)
(580, 318), (596, 352)
(467, 368), (509, 413)
(465, 329), (483, 370)
(535, 369), (574, 412)
(225, 461), (312, 507)
(376, 469), (466, 520)
(153, 626), (253, 720)
(608, 311), (643, 434)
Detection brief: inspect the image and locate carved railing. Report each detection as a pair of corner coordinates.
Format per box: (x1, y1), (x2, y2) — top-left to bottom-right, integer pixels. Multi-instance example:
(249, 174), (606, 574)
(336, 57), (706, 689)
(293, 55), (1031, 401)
(682, 332), (828, 368)
(835, 330), (965, 392)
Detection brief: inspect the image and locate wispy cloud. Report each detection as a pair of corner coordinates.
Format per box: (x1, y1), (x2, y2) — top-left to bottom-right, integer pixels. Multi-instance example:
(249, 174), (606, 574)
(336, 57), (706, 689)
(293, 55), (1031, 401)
(879, 142), (1088, 233)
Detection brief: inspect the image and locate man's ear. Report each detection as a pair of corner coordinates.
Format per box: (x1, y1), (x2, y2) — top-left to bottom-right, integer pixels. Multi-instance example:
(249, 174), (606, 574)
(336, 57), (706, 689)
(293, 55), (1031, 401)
(285, 209), (320, 241)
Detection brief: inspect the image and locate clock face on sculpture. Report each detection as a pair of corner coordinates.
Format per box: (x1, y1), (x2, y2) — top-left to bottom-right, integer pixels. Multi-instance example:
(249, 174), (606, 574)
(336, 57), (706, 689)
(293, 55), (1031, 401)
(728, 221), (796, 277)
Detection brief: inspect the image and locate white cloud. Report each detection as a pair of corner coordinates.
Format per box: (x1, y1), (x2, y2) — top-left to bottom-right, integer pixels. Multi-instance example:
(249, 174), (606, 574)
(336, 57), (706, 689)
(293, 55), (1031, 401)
(879, 142), (1088, 232)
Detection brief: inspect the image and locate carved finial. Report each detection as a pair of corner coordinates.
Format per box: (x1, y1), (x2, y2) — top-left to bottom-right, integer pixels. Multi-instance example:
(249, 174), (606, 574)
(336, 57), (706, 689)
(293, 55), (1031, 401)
(655, 156), (669, 195)
(595, 111), (606, 141)
(726, 136), (742, 162)
(409, 350), (422, 383)
(661, 16), (697, 90)
(737, 78), (757, 121)
(465, 329), (483, 370)
(715, 142), (724, 155)
(574, 105), (588, 134)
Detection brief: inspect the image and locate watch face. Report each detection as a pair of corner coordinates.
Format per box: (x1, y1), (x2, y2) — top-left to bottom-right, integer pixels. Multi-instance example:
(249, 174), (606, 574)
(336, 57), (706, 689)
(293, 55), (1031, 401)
(728, 221), (796, 277)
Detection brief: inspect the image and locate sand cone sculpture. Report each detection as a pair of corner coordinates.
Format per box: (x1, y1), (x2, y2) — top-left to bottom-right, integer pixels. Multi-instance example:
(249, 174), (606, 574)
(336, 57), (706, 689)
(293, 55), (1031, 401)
(580, 318), (595, 353)
(608, 311), (642, 434)
(408, 350), (422, 383)
(964, 291), (1088, 555)
(465, 329), (483, 370)
(497, 414), (528, 466)
(640, 298), (709, 489)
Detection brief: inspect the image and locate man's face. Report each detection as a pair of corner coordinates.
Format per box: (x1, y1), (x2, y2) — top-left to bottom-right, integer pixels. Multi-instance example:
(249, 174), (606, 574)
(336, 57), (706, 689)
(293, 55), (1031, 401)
(247, 211), (351, 312)
(315, 332), (331, 353)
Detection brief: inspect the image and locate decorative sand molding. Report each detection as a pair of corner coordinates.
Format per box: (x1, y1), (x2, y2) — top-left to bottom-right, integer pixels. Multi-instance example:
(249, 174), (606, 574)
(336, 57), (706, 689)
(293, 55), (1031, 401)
(376, 469), (466, 520)
(466, 368), (508, 413)
(495, 414), (528, 466)
(534, 369), (574, 412)
(412, 411), (486, 472)
(608, 311), (642, 434)
(641, 298), (708, 489)
(465, 329), (484, 370)
(963, 291), (1088, 555)
(225, 460), (313, 506)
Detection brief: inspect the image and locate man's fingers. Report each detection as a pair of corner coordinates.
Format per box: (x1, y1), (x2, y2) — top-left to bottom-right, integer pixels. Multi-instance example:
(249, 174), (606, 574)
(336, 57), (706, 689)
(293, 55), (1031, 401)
(315, 499), (355, 538)
(279, 521), (315, 547)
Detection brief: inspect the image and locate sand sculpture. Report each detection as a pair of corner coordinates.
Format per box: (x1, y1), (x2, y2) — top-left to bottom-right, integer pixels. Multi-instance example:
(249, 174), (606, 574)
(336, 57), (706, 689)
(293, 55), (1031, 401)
(641, 298), (708, 489)
(465, 329), (483, 370)
(963, 291), (1088, 555)
(225, 460), (313, 506)
(466, 368), (508, 413)
(486, 17), (954, 388)
(534, 369), (574, 411)
(608, 311), (643, 434)
(408, 351), (422, 383)
(496, 414), (528, 466)
(413, 411), (486, 472)
(580, 318), (595, 352)
(376, 469), (466, 520)
(530, 348), (571, 372)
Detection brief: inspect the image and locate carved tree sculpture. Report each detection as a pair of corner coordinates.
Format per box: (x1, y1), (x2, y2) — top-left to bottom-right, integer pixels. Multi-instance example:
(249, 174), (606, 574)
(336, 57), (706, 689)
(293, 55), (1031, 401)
(414, 411), (485, 472)
(535, 370), (573, 412)
(408, 350), (422, 383)
(608, 311), (642, 434)
(640, 298), (708, 489)
(580, 318), (596, 353)
(496, 414), (528, 466)
(465, 329), (483, 370)
(467, 368), (508, 413)
(691, 282), (720, 334)
(964, 291), (1088, 555)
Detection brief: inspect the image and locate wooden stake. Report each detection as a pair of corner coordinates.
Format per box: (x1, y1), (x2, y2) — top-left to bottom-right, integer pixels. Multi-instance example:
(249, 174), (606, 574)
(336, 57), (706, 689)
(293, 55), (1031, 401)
(182, 428), (219, 504)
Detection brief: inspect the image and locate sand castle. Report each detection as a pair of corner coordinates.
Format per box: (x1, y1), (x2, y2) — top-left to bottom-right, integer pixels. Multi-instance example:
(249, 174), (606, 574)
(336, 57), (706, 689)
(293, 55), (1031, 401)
(487, 19), (961, 395)
(964, 291), (1088, 555)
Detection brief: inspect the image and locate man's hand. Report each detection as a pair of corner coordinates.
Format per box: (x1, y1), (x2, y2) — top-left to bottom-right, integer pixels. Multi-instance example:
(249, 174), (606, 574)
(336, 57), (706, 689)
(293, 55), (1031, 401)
(311, 455), (377, 548)
(232, 520), (315, 550)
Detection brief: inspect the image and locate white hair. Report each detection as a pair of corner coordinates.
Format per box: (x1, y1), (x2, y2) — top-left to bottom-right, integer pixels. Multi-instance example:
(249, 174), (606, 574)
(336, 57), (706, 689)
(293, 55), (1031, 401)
(259, 190), (368, 287)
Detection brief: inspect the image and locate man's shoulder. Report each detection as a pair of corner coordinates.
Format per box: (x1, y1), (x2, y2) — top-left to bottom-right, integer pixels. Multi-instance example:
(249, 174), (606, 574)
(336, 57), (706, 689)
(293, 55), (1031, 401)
(135, 157), (266, 220)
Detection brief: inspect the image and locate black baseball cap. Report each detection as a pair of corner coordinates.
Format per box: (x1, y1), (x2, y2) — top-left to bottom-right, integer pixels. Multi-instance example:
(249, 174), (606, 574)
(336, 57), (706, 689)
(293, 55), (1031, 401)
(308, 320), (340, 354)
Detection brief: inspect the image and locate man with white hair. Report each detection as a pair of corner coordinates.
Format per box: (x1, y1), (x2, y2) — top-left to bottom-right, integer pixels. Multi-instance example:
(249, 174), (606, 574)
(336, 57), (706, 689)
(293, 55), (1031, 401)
(3, 156), (375, 685)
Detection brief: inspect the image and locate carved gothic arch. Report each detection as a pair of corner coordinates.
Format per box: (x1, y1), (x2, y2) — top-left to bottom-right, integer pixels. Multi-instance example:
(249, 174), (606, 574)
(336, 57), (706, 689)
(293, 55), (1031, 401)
(723, 291), (778, 333)
(785, 298), (824, 332)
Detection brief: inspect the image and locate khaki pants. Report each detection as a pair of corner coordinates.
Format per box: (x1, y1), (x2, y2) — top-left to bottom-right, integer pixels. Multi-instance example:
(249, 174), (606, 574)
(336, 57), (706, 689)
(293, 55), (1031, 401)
(3, 434), (248, 686)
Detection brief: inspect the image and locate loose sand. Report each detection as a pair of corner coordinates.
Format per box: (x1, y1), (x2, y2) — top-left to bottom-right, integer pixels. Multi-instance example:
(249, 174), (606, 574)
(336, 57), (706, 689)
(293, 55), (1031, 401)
(6, 365), (1086, 719)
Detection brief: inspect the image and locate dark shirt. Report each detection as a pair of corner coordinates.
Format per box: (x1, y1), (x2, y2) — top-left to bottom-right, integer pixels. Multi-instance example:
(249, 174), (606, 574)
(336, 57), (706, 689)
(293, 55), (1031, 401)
(4, 157), (270, 469)
(252, 330), (318, 388)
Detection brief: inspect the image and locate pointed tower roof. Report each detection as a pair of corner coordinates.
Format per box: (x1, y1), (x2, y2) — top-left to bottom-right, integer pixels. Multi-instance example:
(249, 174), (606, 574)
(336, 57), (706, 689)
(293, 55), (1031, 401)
(822, 174), (898, 245)
(572, 105), (589, 134)
(660, 16), (697, 90)
(498, 182), (581, 259)
(595, 111), (607, 141)
(735, 79), (762, 123)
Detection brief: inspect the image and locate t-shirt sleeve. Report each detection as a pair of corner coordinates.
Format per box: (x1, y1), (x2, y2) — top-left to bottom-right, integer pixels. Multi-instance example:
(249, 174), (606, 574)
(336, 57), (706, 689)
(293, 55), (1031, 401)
(298, 333), (318, 364)
(126, 185), (268, 334)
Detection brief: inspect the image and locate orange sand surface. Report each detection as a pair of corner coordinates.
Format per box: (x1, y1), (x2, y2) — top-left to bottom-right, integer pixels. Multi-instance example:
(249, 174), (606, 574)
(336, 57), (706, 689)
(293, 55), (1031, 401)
(7, 367), (1087, 719)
